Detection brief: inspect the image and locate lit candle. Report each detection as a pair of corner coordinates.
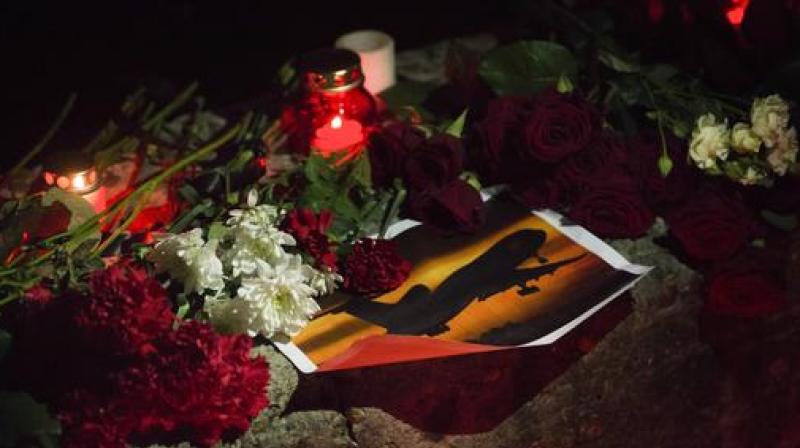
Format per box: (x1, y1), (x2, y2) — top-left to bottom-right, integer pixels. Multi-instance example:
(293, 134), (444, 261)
(312, 115), (365, 156)
(43, 152), (106, 212)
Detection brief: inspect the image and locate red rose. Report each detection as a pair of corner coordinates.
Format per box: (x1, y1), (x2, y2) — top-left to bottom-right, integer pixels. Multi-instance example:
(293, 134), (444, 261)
(406, 179), (486, 234)
(630, 132), (699, 211)
(520, 89), (602, 163)
(403, 134), (465, 191)
(342, 238), (412, 297)
(466, 96), (533, 184)
(705, 264), (787, 318)
(665, 190), (756, 262)
(554, 133), (633, 202)
(567, 177), (655, 239)
(367, 122), (425, 189)
(281, 208), (337, 270)
(510, 171), (563, 210)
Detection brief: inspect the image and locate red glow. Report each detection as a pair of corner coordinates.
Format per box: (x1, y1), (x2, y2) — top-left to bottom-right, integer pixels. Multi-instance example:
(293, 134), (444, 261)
(312, 115), (364, 156)
(726, 0), (749, 27)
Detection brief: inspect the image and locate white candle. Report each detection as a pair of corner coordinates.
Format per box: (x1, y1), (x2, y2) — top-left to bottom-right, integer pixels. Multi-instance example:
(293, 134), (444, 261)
(335, 30), (396, 94)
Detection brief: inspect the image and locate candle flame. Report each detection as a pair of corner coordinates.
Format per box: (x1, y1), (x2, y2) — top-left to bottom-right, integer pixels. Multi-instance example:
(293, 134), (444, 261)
(72, 172), (87, 190)
(331, 115), (343, 129)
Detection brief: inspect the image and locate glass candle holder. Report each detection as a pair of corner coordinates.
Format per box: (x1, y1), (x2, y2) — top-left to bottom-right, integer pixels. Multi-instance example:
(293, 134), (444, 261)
(282, 48), (377, 158)
(43, 151), (106, 211)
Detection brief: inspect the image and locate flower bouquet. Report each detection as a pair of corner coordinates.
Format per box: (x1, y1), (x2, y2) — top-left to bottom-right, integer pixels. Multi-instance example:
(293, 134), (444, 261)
(1, 2), (798, 446)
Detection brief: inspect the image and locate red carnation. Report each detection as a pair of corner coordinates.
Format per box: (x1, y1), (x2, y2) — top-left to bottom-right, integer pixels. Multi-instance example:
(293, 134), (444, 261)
(342, 238), (412, 297)
(111, 322), (269, 447)
(74, 261), (175, 356)
(281, 208), (338, 269)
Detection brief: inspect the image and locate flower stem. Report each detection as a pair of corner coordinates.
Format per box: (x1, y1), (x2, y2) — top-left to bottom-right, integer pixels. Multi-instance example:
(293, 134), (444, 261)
(9, 93), (77, 177)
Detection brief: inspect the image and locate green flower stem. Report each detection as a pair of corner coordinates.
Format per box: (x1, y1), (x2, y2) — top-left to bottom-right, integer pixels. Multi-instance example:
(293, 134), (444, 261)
(142, 82), (199, 132)
(9, 93), (77, 177)
(642, 81), (672, 176)
(28, 122), (242, 268)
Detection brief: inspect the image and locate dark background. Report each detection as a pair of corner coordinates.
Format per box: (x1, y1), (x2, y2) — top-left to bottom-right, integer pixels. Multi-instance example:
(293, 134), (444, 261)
(2, 0), (798, 168)
(0, 1), (513, 162)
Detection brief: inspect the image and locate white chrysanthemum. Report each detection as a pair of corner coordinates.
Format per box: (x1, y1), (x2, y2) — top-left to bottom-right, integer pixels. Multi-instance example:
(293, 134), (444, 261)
(205, 295), (252, 335)
(689, 113), (730, 170)
(730, 122), (762, 154)
(767, 126), (799, 176)
(224, 202), (295, 277)
(225, 227), (296, 277)
(233, 256), (321, 339)
(751, 94), (791, 148)
(148, 228), (224, 294)
(309, 266), (343, 296)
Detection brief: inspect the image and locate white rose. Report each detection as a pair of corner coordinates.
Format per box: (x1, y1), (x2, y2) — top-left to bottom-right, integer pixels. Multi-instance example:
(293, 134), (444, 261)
(751, 94), (790, 148)
(767, 126), (799, 176)
(689, 113), (730, 170)
(730, 122), (761, 154)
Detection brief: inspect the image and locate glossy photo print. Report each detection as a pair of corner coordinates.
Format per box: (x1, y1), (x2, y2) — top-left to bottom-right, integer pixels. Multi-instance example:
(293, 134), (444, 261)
(278, 198), (649, 372)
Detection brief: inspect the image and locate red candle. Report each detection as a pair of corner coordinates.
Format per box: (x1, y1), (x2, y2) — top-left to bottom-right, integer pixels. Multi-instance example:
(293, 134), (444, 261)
(312, 115), (364, 156)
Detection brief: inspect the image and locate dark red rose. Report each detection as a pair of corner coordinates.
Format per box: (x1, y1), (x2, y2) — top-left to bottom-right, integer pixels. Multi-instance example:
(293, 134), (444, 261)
(282, 208), (337, 270)
(403, 134), (465, 191)
(367, 122), (426, 189)
(511, 177), (563, 209)
(466, 96), (533, 184)
(705, 264), (787, 318)
(75, 261), (175, 356)
(342, 238), (412, 297)
(555, 133), (633, 201)
(631, 132), (700, 211)
(665, 190), (756, 262)
(520, 89), (602, 163)
(406, 179), (486, 234)
(567, 178), (655, 239)
(112, 322), (269, 448)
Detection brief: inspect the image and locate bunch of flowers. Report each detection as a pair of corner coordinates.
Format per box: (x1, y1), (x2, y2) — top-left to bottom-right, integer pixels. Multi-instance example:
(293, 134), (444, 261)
(148, 191), (340, 340)
(461, 86), (794, 324)
(367, 123), (486, 234)
(689, 94), (799, 185)
(5, 261), (269, 448)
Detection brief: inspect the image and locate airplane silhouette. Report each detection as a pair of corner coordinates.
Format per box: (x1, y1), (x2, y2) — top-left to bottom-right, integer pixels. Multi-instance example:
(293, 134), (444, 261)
(340, 229), (586, 336)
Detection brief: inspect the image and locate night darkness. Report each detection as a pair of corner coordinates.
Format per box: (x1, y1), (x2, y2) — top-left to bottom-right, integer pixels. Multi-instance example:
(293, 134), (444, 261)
(0, 1), (513, 164)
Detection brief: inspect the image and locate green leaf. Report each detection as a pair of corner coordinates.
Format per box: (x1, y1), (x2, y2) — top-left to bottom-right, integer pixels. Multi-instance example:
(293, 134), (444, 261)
(346, 154), (372, 190)
(761, 210), (798, 231)
(598, 49), (640, 73)
(207, 222), (228, 241)
(658, 154), (674, 177)
(0, 392), (61, 448)
(379, 81), (437, 117)
(444, 109), (468, 138)
(41, 188), (96, 232)
(478, 41), (578, 96)
(556, 74), (574, 93)
(41, 188), (100, 252)
(645, 64), (680, 84)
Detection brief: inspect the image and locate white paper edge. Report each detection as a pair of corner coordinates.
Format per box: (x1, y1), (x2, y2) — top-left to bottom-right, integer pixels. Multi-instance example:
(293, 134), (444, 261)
(277, 199), (651, 373)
